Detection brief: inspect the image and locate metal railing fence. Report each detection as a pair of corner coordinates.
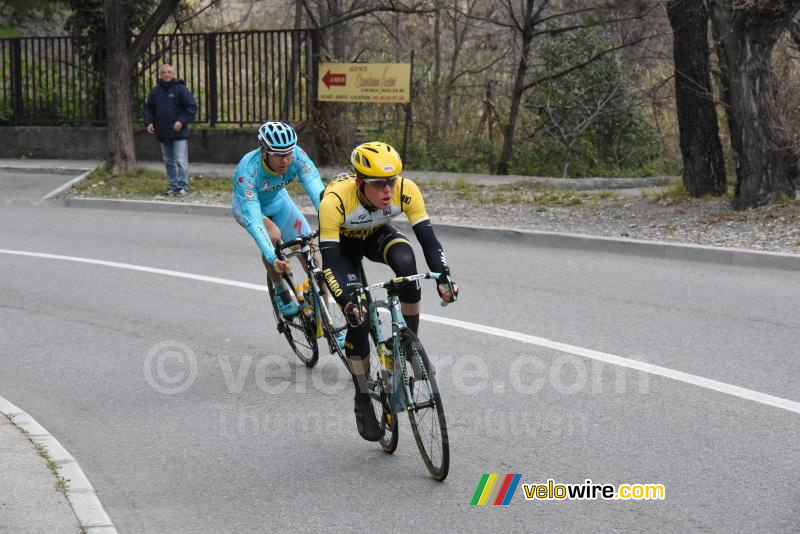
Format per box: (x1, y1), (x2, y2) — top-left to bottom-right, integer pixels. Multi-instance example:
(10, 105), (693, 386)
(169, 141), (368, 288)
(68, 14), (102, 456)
(1, 29), (318, 127)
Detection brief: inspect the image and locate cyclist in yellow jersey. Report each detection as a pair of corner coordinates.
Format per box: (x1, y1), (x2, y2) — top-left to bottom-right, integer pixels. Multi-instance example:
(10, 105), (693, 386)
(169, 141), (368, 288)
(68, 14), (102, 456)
(319, 142), (458, 441)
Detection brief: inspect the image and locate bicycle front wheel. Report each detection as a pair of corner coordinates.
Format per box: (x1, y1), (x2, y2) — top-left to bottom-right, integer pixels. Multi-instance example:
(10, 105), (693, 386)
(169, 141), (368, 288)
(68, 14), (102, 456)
(267, 277), (319, 367)
(400, 328), (449, 481)
(367, 339), (399, 454)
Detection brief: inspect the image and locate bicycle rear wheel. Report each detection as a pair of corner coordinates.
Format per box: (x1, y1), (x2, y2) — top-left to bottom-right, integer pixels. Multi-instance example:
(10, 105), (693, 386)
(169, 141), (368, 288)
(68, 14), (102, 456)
(400, 328), (449, 481)
(311, 279), (349, 364)
(268, 277), (319, 367)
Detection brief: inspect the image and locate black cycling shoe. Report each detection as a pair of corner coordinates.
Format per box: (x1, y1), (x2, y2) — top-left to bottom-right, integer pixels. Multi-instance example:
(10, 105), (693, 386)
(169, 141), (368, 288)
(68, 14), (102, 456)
(353, 392), (381, 442)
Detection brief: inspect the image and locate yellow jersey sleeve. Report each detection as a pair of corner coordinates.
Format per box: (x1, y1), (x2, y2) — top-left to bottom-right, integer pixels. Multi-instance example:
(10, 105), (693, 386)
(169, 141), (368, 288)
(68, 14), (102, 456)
(399, 178), (429, 226)
(319, 189), (345, 242)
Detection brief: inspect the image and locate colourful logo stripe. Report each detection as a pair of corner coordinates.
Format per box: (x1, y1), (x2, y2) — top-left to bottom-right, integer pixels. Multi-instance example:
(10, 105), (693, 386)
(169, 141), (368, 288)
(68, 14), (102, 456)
(477, 474), (498, 505)
(493, 474), (515, 505)
(501, 474), (522, 505)
(487, 474), (504, 504)
(470, 474), (490, 505)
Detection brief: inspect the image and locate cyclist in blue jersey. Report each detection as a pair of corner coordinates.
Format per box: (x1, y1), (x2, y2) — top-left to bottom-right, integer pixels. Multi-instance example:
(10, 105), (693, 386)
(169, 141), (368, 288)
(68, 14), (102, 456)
(232, 121), (325, 317)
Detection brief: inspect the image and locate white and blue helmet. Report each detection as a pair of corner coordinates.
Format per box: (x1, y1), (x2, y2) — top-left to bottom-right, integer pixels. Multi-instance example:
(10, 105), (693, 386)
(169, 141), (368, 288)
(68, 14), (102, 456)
(258, 121), (297, 154)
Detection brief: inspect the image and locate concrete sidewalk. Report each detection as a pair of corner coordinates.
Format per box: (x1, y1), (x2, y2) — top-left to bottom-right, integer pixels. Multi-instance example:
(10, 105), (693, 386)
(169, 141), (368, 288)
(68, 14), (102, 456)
(0, 413), (81, 533)
(0, 158), (673, 190)
(0, 398), (116, 533)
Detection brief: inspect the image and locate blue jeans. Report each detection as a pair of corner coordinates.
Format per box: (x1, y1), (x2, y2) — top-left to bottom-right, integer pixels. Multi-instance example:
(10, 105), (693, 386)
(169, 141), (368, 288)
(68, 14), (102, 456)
(160, 139), (189, 190)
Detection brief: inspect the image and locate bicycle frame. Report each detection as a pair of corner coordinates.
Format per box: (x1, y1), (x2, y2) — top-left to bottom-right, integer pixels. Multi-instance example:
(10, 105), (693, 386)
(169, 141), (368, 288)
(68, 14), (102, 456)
(276, 233), (348, 364)
(363, 272), (447, 414)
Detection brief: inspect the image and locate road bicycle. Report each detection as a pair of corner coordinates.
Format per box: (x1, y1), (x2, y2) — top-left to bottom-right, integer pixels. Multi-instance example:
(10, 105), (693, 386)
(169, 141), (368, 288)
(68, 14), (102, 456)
(267, 231), (348, 368)
(269, 234), (456, 480)
(360, 272), (456, 481)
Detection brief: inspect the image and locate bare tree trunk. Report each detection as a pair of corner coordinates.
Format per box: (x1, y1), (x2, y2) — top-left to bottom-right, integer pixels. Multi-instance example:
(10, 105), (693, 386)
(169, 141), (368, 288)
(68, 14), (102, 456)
(102, 0), (179, 174)
(331, 0), (345, 60)
(708, 5), (740, 186)
(790, 15), (800, 47)
(496, 0), (536, 175)
(104, 0), (135, 173)
(311, 0), (341, 164)
(393, 11), (402, 130)
(561, 148), (572, 179)
(285, 0), (305, 118)
(667, 0), (726, 197)
(430, 0), (443, 149)
(295, 0), (303, 29)
(708, 0), (799, 209)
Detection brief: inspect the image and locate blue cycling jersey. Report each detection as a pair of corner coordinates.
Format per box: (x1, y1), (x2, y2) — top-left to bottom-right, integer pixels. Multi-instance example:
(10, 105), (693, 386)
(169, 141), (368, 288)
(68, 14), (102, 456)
(231, 145), (324, 264)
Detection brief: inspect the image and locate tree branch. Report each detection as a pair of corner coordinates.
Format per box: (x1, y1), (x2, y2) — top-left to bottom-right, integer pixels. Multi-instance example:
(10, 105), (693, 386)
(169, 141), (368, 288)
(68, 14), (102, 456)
(176, 0), (223, 26)
(130, 0), (181, 62)
(302, 0), (319, 27)
(448, 54), (506, 84)
(521, 34), (651, 92)
(316, 1), (435, 31)
(368, 11), (403, 47)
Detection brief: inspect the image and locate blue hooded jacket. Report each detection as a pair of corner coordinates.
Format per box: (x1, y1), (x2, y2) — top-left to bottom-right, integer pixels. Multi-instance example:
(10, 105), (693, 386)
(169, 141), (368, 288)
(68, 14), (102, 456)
(144, 79), (197, 142)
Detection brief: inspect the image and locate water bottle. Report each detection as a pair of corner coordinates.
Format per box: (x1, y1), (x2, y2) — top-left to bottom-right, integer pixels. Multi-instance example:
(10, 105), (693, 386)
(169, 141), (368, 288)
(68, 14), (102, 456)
(377, 341), (393, 375)
(301, 279), (313, 318)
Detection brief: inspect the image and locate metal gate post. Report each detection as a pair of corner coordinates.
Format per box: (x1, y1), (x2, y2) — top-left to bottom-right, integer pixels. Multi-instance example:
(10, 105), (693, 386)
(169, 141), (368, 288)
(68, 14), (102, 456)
(205, 33), (218, 127)
(10, 39), (23, 125)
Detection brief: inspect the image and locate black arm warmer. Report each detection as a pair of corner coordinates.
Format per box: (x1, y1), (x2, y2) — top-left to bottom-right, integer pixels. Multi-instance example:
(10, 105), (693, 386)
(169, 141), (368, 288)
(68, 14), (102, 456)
(412, 220), (448, 273)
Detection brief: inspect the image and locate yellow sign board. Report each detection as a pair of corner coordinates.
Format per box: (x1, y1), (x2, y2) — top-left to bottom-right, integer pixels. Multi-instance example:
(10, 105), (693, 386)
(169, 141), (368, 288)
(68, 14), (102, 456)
(318, 63), (411, 104)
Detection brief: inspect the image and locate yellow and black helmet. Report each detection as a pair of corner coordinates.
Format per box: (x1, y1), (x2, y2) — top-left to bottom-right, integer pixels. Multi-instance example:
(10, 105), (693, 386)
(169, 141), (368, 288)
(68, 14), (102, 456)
(350, 142), (403, 179)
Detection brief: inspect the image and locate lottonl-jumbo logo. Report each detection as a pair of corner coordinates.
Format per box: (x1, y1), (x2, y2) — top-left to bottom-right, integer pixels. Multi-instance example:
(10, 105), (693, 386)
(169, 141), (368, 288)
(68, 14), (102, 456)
(470, 474), (522, 505)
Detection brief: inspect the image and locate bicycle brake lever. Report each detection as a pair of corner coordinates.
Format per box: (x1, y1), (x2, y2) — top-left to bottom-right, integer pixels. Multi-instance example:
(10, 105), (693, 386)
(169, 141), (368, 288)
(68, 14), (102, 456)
(438, 273), (457, 307)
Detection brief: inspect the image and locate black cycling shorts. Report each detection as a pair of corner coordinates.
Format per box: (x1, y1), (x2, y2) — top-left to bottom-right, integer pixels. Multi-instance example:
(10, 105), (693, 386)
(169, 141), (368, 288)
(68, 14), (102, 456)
(338, 224), (421, 303)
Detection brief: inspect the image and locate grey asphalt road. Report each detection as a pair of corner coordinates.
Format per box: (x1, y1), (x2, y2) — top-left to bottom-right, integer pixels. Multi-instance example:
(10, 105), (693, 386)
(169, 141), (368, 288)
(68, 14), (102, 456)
(0, 171), (67, 203)
(1, 172), (798, 533)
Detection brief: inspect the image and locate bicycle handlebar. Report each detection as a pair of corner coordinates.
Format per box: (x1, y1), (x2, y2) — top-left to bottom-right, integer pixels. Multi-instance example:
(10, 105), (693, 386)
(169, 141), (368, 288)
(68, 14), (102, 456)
(362, 272), (458, 307)
(274, 230), (320, 261)
(362, 272), (430, 292)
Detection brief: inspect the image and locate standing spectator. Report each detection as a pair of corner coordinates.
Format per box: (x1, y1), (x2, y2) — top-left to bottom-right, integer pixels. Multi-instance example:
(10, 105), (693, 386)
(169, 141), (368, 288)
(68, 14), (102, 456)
(144, 63), (197, 196)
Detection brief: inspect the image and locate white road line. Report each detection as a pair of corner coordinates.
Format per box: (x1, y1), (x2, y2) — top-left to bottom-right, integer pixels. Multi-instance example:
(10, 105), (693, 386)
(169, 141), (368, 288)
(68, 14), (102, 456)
(0, 249), (268, 291)
(421, 314), (800, 415)
(2, 248), (799, 416)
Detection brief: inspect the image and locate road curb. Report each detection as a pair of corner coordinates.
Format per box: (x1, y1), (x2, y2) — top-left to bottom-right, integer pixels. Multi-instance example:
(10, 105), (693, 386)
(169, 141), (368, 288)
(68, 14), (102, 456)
(41, 171), (92, 201)
(0, 396), (117, 533)
(58, 196), (233, 216)
(431, 224), (800, 271)
(0, 165), (93, 175)
(50, 196), (800, 272)
(0, 162), (673, 189)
